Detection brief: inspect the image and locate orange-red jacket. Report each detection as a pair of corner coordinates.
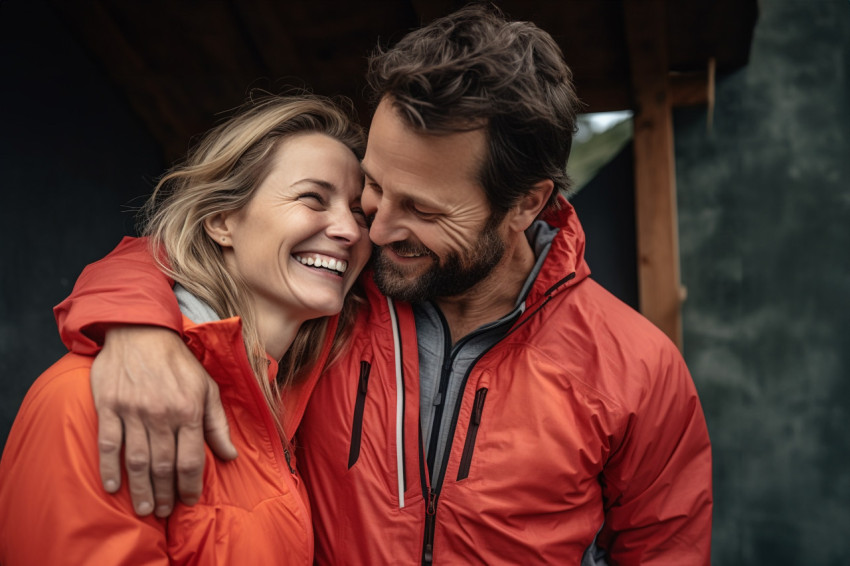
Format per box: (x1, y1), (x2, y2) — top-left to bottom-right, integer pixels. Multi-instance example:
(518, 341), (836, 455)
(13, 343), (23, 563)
(52, 200), (713, 565)
(0, 312), (329, 565)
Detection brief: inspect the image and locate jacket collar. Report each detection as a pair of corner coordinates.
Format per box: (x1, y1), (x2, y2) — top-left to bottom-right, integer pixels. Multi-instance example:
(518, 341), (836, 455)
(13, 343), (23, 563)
(180, 315), (338, 441)
(523, 196), (591, 307)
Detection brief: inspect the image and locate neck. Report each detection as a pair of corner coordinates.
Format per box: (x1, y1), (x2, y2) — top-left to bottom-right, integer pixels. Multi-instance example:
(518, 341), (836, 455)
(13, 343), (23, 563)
(434, 234), (536, 344)
(254, 302), (304, 362)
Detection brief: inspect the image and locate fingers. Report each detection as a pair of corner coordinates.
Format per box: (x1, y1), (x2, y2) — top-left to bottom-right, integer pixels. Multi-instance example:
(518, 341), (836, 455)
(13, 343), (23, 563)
(146, 385), (206, 511)
(149, 424), (177, 517)
(175, 422), (206, 506)
(96, 408), (124, 493)
(175, 379), (235, 505)
(123, 417), (154, 516)
(88, 325), (234, 516)
(204, 380), (238, 462)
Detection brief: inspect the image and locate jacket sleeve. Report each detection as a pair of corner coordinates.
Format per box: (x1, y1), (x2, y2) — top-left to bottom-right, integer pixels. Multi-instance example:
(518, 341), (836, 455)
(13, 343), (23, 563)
(54, 236), (181, 355)
(0, 357), (169, 565)
(599, 341), (713, 566)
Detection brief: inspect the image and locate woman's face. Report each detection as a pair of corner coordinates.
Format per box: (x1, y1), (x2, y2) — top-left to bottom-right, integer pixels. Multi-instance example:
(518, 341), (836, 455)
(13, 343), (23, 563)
(215, 132), (371, 326)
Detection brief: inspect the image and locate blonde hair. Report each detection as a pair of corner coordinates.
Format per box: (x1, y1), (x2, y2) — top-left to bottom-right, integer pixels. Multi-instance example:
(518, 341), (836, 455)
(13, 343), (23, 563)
(139, 94), (366, 439)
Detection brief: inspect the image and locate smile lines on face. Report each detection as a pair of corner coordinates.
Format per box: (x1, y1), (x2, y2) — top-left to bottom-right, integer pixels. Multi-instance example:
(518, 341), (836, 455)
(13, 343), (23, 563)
(293, 253), (349, 275)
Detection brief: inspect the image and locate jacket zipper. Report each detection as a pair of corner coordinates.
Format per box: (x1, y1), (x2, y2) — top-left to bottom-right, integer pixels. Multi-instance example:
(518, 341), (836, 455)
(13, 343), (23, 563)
(418, 424), (437, 566)
(418, 315), (507, 564)
(348, 360), (371, 468)
(418, 273), (574, 564)
(420, 352), (491, 565)
(283, 447), (296, 475)
(456, 388), (488, 481)
(425, 313), (455, 473)
(422, 489), (438, 565)
(239, 353), (313, 560)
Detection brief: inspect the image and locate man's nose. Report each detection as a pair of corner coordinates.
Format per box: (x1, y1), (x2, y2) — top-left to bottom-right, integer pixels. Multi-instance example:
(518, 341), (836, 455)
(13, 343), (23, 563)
(369, 200), (419, 247)
(363, 188), (405, 246)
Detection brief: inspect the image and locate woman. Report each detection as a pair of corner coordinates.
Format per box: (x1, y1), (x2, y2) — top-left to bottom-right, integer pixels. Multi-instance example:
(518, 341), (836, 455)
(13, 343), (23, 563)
(0, 95), (372, 565)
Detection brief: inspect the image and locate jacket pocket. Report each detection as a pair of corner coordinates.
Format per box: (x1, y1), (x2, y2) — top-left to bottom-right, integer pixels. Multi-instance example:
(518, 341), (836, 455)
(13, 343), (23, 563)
(348, 361), (371, 468)
(456, 388), (488, 481)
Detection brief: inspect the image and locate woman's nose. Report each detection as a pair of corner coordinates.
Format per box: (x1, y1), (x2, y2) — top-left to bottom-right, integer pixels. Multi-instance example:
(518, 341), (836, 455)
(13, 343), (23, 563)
(326, 206), (363, 245)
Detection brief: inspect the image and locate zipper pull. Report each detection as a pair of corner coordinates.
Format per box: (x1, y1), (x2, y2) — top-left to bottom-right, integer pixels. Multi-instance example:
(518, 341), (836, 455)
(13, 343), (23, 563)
(284, 447), (297, 475)
(423, 489), (437, 565)
(426, 489), (437, 516)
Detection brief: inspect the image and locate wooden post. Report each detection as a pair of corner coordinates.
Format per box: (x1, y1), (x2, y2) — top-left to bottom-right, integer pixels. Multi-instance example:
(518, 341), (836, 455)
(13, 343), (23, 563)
(623, 0), (684, 349)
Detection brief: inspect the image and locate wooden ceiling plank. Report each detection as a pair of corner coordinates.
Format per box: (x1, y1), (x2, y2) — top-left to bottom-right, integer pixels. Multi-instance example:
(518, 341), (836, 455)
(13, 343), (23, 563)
(48, 1), (756, 201)
(48, 0), (197, 160)
(623, 0), (684, 349)
(231, 0), (306, 78)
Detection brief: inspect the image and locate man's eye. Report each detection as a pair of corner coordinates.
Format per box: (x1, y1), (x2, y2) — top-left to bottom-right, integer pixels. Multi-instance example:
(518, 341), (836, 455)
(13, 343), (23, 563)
(412, 207), (438, 220)
(365, 180), (381, 195)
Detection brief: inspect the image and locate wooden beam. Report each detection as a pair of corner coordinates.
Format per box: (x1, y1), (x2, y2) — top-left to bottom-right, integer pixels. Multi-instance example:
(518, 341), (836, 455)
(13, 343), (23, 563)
(669, 58), (717, 135)
(669, 70), (709, 107)
(623, 0), (684, 349)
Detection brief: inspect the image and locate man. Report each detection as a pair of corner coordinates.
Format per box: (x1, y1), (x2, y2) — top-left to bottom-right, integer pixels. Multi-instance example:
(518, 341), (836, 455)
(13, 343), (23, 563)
(55, 5), (712, 564)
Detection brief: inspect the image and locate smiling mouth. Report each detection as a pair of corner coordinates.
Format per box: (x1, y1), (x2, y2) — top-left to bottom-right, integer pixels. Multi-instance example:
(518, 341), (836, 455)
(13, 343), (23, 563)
(394, 250), (426, 258)
(293, 253), (348, 275)
(386, 242), (431, 259)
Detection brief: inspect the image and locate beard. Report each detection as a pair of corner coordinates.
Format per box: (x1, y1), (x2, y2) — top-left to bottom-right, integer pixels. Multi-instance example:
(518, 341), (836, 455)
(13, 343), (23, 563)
(371, 222), (506, 303)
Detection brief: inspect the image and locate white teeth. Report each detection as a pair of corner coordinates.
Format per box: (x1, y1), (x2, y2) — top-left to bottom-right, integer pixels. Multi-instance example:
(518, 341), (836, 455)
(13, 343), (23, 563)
(294, 254), (347, 275)
(396, 251), (424, 258)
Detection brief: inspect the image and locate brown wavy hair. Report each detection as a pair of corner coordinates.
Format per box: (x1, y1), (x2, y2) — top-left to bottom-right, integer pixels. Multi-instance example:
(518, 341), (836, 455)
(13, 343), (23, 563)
(366, 4), (583, 220)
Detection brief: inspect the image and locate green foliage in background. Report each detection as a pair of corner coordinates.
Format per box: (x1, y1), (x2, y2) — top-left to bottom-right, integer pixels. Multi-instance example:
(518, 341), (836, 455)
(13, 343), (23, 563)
(567, 116), (633, 194)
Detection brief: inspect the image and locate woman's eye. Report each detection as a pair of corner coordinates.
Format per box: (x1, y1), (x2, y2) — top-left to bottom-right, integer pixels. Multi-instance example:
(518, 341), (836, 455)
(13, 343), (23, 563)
(351, 207), (369, 228)
(300, 192), (325, 206)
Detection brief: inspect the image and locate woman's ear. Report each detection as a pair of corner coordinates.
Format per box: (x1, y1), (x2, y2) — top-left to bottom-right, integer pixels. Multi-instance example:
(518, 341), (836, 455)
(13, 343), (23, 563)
(204, 212), (235, 247)
(507, 179), (554, 233)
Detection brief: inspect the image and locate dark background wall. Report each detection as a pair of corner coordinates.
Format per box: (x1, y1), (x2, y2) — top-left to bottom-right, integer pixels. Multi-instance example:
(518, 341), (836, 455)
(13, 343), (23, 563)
(674, 1), (850, 563)
(0, 0), (163, 449)
(0, 0), (641, 458)
(2, 1), (849, 564)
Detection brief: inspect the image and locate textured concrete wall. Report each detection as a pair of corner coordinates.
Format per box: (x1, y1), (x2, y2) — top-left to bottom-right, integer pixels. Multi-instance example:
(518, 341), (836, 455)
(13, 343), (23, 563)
(674, 1), (850, 563)
(0, 0), (163, 451)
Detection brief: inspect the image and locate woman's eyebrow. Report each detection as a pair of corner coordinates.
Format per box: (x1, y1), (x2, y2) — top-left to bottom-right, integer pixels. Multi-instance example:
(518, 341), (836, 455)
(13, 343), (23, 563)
(292, 178), (336, 191)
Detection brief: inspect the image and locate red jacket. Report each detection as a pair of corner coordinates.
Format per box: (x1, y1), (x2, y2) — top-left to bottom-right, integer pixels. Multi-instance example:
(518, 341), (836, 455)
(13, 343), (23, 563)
(52, 201), (712, 565)
(0, 313), (327, 565)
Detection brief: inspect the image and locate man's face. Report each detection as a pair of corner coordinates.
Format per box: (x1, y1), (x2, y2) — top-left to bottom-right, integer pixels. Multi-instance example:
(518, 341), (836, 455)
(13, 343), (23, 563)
(361, 99), (506, 303)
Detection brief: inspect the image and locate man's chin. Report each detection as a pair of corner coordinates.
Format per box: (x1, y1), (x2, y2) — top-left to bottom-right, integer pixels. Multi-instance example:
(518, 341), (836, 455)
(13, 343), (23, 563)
(373, 273), (414, 298)
(372, 265), (432, 303)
